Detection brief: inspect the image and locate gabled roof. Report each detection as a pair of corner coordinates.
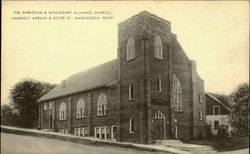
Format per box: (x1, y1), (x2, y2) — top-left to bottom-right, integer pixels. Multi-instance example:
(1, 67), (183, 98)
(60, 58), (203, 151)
(206, 92), (232, 111)
(38, 59), (119, 102)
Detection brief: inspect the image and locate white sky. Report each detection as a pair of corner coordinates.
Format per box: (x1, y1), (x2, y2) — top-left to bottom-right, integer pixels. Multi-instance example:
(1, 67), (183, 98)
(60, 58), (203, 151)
(2, 1), (249, 104)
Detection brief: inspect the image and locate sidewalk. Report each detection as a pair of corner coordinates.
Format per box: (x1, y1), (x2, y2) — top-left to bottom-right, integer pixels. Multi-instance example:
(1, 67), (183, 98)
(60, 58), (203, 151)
(1, 125), (191, 154)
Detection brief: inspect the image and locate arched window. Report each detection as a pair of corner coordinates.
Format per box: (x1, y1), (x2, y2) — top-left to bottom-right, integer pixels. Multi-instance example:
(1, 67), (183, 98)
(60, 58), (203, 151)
(127, 36), (135, 60)
(77, 98), (85, 118)
(129, 85), (134, 100)
(130, 117), (135, 133)
(59, 102), (67, 120)
(154, 35), (163, 59)
(97, 93), (108, 116)
(157, 77), (162, 92)
(173, 73), (182, 111)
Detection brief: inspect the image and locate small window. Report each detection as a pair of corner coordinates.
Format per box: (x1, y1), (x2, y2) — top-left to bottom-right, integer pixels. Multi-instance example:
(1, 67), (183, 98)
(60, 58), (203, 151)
(44, 103), (47, 110)
(129, 85), (134, 100)
(199, 111), (203, 120)
(157, 77), (162, 92)
(75, 128), (87, 136)
(154, 35), (163, 59)
(59, 129), (68, 134)
(127, 36), (135, 60)
(96, 128), (100, 138)
(199, 94), (202, 103)
(213, 106), (220, 115)
(130, 117), (135, 133)
(214, 121), (219, 129)
(106, 127), (110, 139)
(49, 102), (52, 109)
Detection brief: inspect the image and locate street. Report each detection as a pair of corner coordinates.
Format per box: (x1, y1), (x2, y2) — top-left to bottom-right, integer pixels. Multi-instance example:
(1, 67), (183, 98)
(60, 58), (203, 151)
(1, 133), (167, 154)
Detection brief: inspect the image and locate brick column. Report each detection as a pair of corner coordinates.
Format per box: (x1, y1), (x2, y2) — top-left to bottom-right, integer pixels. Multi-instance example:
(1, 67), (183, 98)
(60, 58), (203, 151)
(41, 104), (44, 129)
(52, 101), (55, 131)
(67, 97), (72, 133)
(139, 39), (152, 144)
(145, 39), (152, 144)
(38, 104), (41, 129)
(168, 35), (174, 139)
(117, 48), (121, 142)
(87, 93), (92, 136)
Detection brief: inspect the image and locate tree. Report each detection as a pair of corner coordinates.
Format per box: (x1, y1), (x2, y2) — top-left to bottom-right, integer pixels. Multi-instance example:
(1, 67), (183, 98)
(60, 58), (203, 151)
(229, 83), (249, 136)
(1, 104), (15, 125)
(9, 79), (56, 128)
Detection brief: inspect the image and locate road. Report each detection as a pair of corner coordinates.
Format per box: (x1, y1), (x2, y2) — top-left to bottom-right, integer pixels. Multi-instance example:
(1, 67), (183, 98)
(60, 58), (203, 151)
(1, 133), (167, 154)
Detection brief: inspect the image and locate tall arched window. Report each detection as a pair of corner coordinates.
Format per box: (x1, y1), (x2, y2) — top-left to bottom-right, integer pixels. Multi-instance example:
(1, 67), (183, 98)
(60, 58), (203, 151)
(59, 102), (67, 120)
(127, 36), (135, 60)
(97, 93), (108, 116)
(129, 85), (134, 100)
(173, 73), (182, 111)
(157, 77), (162, 92)
(154, 35), (163, 59)
(129, 117), (135, 133)
(77, 98), (85, 118)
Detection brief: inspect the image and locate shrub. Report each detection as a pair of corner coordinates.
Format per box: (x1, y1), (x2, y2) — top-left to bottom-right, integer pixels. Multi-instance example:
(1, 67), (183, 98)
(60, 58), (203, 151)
(218, 125), (229, 137)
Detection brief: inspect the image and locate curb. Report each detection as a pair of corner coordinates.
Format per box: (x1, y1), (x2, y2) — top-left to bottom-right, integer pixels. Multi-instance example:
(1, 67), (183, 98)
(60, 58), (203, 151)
(1, 126), (190, 154)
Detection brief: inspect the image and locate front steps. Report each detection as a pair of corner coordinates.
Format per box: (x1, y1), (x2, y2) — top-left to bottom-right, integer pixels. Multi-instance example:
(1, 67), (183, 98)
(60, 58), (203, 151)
(155, 140), (217, 154)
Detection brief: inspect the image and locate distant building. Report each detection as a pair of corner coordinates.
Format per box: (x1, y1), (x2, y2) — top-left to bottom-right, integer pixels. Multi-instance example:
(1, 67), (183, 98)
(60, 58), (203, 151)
(205, 92), (232, 136)
(38, 11), (207, 144)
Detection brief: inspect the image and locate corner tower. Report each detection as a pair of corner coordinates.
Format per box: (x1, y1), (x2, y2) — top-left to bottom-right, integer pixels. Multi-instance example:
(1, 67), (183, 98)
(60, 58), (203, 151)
(117, 11), (206, 144)
(117, 11), (172, 144)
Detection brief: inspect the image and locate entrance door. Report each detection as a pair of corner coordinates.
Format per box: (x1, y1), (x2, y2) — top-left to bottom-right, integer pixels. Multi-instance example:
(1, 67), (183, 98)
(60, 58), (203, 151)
(111, 125), (117, 141)
(152, 111), (165, 140)
(49, 115), (52, 129)
(174, 126), (178, 139)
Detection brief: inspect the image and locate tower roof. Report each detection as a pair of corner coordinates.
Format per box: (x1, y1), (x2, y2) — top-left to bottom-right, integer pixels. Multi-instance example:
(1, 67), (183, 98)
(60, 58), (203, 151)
(119, 10), (171, 27)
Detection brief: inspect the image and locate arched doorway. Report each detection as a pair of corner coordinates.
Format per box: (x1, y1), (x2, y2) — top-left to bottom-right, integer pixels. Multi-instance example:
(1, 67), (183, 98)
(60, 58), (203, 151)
(152, 111), (166, 140)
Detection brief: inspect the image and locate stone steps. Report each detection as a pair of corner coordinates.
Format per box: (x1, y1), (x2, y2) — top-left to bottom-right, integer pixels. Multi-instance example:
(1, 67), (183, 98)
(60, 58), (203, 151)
(155, 140), (217, 154)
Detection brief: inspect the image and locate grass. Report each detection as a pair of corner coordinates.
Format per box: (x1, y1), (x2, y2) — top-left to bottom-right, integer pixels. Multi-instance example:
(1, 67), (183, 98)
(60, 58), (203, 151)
(184, 136), (249, 152)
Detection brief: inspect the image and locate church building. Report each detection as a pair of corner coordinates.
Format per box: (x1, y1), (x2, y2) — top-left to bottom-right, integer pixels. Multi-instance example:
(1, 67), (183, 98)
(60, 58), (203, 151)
(38, 11), (207, 144)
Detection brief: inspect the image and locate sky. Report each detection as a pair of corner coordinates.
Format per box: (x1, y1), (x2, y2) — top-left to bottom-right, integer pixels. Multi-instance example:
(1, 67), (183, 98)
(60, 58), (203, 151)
(2, 1), (249, 104)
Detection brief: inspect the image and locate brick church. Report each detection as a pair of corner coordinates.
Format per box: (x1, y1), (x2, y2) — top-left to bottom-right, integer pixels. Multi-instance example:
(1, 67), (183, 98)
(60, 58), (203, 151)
(38, 11), (207, 144)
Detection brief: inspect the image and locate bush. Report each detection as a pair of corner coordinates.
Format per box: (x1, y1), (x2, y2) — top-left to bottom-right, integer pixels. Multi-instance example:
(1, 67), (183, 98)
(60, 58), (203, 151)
(218, 125), (229, 137)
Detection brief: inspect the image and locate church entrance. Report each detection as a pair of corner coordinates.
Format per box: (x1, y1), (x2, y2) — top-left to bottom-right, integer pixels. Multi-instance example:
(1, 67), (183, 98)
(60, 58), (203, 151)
(152, 111), (166, 140)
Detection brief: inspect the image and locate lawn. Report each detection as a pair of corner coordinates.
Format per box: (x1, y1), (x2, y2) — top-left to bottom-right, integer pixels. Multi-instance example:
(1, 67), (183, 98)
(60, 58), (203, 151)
(184, 136), (249, 152)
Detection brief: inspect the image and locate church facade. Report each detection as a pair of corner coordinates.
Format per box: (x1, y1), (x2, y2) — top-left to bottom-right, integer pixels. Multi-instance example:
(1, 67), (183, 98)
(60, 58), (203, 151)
(38, 11), (207, 144)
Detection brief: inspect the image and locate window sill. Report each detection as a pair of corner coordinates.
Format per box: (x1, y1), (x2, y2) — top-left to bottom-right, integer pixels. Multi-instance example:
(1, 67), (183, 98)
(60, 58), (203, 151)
(59, 119), (67, 121)
(127, 57), (136, 62)
(76, 117), (86, 119)
(174, 110), (183, 113)
(128, 98), (135, 102)
(153, 56), (164, 61)
(130, 131), (134, 134)
(97, 114), (108, 117)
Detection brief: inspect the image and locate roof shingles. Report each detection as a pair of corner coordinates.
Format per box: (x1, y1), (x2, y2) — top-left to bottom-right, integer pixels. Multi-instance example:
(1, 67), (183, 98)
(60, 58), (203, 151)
(38, 59), (119, 102)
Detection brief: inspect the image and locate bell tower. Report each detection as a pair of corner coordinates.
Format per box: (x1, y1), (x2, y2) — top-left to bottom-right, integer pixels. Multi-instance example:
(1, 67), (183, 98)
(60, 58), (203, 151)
(117, 11), (172, 144)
